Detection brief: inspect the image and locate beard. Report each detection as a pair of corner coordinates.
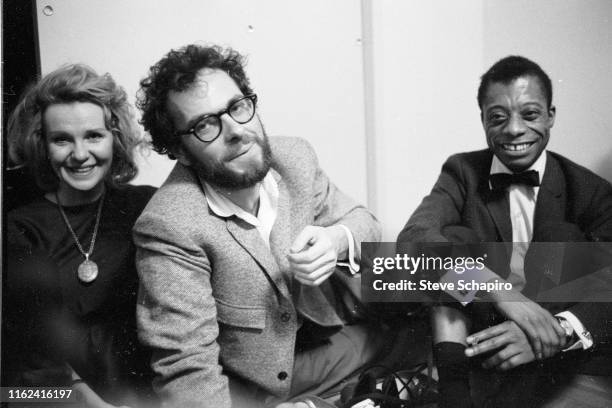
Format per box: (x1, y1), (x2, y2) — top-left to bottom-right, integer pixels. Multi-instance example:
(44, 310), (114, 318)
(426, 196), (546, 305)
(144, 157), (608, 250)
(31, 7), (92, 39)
(190, 129), (273, 189)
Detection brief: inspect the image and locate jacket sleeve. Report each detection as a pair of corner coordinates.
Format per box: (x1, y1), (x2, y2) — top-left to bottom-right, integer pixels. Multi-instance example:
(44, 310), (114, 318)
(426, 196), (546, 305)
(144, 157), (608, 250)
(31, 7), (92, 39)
(312, 166), (381, 247)
(568, 297), (612, 347)
(306, 144), (381, 250)
(134, 209), (231, 408)
(398, 154), (468, 243)
(566, 177), (612, 345)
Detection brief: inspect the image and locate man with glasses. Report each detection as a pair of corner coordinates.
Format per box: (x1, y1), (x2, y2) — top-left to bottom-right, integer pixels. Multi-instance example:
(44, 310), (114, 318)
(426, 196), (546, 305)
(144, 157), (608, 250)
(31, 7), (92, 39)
(133, 44), (390, 408)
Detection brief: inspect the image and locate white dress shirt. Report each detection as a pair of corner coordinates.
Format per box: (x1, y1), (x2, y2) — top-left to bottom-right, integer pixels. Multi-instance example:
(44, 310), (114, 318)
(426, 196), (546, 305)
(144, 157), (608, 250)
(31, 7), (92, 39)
(490, 152), (547, 291)
(489, 152), (592, 351)
(202, 172), (360, 273)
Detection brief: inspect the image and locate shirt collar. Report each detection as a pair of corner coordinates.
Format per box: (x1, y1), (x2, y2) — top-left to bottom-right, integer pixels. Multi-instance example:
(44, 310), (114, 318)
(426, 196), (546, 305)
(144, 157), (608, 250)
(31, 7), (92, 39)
(490, 150), (547, 177)
(201, 172), (279, 227)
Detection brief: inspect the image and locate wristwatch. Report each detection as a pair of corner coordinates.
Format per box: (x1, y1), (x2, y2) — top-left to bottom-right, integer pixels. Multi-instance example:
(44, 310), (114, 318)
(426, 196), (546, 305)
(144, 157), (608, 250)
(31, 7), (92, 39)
(556, 316), (576, 343)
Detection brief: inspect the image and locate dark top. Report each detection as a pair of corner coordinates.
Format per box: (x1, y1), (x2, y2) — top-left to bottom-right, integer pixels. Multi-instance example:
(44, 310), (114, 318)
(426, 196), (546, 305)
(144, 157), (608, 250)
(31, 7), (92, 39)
(398, 149), (612, 375)
(3, 184), (157, 406)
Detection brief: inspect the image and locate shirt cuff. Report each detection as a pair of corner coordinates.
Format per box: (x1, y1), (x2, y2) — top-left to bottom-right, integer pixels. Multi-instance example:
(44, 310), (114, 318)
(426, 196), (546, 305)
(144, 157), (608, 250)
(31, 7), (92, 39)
(336, 224), (359, 274)
(442, 265), (500, 284)
(439, 266), (501, 306)
(556, 311), (594, 351)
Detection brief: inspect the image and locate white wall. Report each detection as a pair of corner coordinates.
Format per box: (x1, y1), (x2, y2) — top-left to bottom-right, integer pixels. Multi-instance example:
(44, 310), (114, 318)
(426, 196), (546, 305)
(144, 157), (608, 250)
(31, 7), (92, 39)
(35, 0), (612, 240)
(369, 0), (486, 240)
(370, 0), (612, 240)
(36, 0), (368, 203)
(483, 0), (612, 182)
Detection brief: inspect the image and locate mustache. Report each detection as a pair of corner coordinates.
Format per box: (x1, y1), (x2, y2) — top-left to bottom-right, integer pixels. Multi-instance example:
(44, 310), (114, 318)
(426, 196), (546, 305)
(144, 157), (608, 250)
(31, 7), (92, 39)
(225, 130), (268, 159)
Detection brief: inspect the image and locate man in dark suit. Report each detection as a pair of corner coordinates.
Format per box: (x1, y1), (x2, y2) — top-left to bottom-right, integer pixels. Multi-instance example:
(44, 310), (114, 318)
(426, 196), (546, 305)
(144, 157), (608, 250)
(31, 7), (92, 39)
(398, 56), (612, 407)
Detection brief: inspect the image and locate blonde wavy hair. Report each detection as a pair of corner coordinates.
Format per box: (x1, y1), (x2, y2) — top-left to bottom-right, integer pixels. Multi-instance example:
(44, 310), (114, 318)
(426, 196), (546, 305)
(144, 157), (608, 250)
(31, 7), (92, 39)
(7, 63), (142, 191)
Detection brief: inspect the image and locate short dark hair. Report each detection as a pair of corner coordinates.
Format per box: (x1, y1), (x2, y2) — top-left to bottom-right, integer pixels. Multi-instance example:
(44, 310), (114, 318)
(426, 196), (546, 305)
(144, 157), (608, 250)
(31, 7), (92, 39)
(137, 44), (254, 158)
(7, 64), (141, 192)
(477, 55), (553, 110)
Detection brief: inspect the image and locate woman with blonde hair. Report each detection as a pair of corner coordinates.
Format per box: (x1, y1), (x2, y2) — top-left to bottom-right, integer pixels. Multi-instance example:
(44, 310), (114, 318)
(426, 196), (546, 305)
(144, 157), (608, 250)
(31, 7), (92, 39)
(4, 64), (157, 407)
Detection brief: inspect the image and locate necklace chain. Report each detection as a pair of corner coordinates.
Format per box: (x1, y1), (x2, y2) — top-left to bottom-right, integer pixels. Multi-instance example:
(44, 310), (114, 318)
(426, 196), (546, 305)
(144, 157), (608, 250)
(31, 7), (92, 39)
(55, 191), (105, 260)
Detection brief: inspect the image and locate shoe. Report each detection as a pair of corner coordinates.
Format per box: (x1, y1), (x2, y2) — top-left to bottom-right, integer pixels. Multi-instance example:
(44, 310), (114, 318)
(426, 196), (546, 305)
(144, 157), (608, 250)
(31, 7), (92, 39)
(394, 370), (439, 404)
(339, 364), (439, 408)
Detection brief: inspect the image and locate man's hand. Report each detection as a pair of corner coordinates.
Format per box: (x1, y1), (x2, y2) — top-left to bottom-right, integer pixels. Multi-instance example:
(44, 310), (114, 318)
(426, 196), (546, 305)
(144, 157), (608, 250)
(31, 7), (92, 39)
(465, 321), (537, 370)
(287, 225), (347, 286)
(488, 288), (566, 360)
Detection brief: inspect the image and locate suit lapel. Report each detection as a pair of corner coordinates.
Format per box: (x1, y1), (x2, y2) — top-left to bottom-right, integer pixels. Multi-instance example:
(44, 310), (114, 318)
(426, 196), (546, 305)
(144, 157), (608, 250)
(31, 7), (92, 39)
(523, 155), (566, 297)
(479, 152), (513, 241)
(173, 163), (290, 294)
(268, 170), (295, 299)
(484, 186), (513, 242)
(225, 218), (292, 299)
(269, 172), (292, 267)
(207, 167), (292, 300)
(268, 167), (343, 327)
(533, 153), (566, 240)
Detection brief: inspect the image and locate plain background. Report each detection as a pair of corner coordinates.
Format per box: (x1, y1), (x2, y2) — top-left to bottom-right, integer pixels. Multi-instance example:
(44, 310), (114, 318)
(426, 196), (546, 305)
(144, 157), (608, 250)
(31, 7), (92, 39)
(30, 0), (612, 240)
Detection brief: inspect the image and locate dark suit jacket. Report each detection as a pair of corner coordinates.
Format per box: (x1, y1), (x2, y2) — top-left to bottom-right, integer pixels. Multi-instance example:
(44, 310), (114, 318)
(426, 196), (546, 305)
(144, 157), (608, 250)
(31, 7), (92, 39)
(134, 137), (380, 407)
(398, 149), (612, 374)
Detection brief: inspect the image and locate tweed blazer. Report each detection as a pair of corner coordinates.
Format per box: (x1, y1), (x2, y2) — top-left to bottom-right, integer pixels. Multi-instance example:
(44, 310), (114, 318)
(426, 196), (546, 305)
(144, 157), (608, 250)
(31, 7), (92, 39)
(134, 136), (380, 407)
(398, 149), (612, 372)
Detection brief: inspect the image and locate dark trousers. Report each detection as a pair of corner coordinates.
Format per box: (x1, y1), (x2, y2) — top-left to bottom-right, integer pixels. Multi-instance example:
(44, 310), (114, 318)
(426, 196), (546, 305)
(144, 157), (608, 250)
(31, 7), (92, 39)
(290, 317), (430, 399)
(472, 365), (612, 408)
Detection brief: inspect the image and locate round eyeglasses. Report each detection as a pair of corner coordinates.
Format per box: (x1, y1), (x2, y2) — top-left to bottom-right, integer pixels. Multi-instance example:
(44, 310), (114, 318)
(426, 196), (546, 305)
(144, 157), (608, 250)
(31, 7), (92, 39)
(175, 94), (258, 143)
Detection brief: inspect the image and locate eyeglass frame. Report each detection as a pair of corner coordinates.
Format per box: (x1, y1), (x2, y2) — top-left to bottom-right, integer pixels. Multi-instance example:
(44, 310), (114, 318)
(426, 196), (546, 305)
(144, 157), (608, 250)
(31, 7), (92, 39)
(174, 93), (258, 143)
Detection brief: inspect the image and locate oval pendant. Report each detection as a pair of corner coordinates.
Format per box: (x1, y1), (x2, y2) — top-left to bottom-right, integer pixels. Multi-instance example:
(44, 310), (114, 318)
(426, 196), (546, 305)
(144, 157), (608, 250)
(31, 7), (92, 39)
(78, 259), (98, 283)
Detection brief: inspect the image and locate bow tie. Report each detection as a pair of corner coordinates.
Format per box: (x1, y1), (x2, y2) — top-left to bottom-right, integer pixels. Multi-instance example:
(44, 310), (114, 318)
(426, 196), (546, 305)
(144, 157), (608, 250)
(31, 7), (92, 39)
(489, 170), (540, 191)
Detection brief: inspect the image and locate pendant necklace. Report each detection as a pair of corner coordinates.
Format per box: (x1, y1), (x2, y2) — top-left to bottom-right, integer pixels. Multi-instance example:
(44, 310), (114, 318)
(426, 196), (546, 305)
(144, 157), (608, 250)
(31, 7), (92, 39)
(55, 190), (105, 283)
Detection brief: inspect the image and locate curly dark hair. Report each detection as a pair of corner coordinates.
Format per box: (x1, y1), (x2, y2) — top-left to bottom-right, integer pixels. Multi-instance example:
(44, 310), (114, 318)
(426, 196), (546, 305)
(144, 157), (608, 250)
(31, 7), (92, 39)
(7, 63), (142, 192)
(477, 55), (553, 110)
(137, 44), (254, 158)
